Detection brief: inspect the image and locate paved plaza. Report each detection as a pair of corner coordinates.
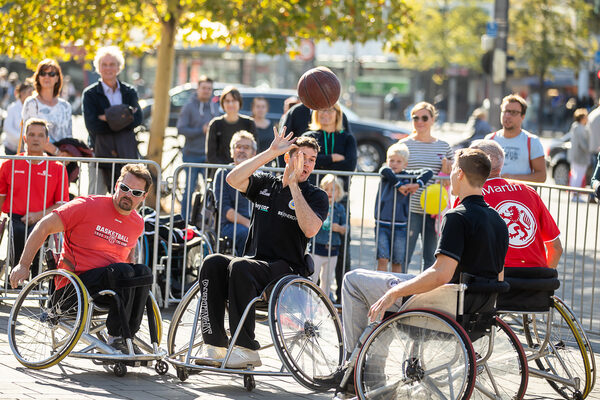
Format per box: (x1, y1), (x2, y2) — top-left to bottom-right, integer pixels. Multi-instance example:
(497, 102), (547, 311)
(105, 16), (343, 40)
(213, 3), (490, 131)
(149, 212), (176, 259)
(0, 301), (598, 400)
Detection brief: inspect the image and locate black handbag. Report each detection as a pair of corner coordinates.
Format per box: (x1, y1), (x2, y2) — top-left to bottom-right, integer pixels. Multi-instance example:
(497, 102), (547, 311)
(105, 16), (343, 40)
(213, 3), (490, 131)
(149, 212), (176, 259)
(105, 104), (135, 132)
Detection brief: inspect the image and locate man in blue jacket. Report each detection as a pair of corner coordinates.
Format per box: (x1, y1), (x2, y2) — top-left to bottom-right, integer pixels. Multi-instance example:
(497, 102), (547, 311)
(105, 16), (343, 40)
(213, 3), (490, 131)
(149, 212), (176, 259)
(177, 76), (222, 220)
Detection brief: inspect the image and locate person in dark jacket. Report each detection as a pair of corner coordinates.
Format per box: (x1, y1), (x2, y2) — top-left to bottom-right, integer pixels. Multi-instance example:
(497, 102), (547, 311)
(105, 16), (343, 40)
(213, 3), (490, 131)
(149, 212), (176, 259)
(374, 142), (433, 273)
(301, 103), (357, 185)
(82, 46), (142, 193)
(205, 86), (256, 166)
(278, 102), (350, 167)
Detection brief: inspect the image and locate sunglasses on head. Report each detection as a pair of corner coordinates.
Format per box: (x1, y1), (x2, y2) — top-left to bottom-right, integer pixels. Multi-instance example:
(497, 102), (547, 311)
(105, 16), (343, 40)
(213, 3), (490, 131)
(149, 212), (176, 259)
(412, 115), (429, 122)
(39, 70), (58, 77)
(119, 183), (146, 197)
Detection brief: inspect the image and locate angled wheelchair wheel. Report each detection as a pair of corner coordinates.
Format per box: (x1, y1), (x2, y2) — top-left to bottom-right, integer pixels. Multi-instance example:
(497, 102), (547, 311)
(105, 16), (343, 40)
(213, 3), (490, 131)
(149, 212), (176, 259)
(471, 316), (528, 400)
(524, 296), (595, 399)
(134, 291), (163, 352)
(355, 309), (476, 400)
(8, 269), (89, 369)
(269, 276), (344, 392)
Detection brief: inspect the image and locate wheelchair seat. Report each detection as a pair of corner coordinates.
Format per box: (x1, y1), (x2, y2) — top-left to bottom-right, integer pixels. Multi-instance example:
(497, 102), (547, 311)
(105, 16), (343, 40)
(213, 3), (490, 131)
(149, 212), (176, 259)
(497, 267), (560, 312)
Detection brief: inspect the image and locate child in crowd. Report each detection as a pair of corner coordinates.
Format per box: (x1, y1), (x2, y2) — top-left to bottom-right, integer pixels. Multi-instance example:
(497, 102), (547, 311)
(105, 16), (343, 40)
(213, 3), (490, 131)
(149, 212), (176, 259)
(312, 174), (347, 299)
(375, 143), (433, 273)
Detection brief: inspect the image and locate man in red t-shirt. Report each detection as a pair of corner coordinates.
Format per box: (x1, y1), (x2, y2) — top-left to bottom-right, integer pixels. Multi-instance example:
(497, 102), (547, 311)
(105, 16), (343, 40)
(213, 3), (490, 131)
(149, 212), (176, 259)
(10, 163), (153, 354)
(470, 140), (562, 268)
(0, 118), (69, 267)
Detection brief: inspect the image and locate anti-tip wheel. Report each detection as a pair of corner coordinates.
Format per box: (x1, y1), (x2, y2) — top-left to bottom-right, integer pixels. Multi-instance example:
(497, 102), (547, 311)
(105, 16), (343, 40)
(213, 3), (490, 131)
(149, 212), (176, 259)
(176, 367), (189, 382)
(155, 360), (169, 375)
(113, 362), (127, 377)
(244, 374), (256, 391)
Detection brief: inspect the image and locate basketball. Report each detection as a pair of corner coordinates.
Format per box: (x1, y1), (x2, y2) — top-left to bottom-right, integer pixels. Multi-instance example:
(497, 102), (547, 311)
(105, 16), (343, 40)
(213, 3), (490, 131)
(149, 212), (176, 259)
(297, 66), (341, 111)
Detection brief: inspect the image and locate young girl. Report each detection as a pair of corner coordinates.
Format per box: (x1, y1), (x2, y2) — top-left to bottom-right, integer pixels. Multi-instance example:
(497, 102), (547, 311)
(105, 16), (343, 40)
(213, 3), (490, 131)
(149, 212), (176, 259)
(312, 174), (347, 299)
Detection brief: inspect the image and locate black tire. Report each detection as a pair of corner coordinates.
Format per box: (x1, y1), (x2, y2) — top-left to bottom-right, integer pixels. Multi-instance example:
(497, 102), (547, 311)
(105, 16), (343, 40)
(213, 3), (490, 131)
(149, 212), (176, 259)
(269, 276), (344, 392)
(357, 141), (385, 173)
(113, 362), (127, 377)
(552, 161), (570, 186)
(176, 367), (189, 382)
(355, 309), (477, 400)
(155, 360), (169, 375)
(244, 374), (256, 391)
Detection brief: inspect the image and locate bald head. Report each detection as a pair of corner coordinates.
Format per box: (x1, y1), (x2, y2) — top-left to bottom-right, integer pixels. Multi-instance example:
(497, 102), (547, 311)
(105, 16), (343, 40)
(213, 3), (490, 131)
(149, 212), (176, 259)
(469, 140), (504, 177)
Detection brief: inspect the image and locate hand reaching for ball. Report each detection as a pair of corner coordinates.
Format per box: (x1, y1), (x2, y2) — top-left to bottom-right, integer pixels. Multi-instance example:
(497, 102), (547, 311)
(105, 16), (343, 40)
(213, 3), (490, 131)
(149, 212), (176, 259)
(269, 126), (297, 156)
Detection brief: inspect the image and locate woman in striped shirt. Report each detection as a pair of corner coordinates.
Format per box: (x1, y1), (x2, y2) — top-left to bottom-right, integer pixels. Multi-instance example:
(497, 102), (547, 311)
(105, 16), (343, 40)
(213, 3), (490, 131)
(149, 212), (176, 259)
(399, 102), (453, 270)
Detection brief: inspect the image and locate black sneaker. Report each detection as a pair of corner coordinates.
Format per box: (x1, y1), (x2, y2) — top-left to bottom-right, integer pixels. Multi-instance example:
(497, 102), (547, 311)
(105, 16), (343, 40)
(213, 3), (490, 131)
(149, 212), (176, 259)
(314, 366), (346, 387)
(111, 338), (142, 355)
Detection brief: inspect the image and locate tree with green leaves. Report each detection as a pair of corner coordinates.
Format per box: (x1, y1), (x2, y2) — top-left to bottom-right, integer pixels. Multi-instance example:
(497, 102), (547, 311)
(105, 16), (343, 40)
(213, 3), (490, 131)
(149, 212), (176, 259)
(0, 0), (414, 171)
(510, 0), (594, 130)
(391, 0), (490, 73)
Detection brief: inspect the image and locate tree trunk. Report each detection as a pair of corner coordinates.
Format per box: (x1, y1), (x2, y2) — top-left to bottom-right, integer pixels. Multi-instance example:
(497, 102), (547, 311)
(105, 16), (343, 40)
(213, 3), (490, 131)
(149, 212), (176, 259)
(537, 73), (545, 135)
(147, 18), (177, 174)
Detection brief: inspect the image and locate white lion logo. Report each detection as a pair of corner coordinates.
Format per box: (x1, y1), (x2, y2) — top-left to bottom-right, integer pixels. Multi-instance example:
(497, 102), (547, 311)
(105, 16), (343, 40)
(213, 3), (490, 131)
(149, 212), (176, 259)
(495, 200), (537, 248)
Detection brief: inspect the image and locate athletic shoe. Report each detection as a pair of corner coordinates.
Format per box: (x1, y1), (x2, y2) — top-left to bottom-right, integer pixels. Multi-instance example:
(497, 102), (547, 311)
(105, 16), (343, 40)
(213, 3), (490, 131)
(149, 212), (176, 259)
(110, 338), (142, 355)
(194, 344), (228, 366)
(224, 346), (262, 368)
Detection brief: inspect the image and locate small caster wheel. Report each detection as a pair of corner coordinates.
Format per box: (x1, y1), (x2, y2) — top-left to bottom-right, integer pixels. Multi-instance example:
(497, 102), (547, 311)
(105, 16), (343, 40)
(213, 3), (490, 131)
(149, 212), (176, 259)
(176, 367), (189, 382)
(244, 374), (255, 391)
(155, 360), (169, 375)
(573, 391), (584, 400)
(113, 362), (127, 377)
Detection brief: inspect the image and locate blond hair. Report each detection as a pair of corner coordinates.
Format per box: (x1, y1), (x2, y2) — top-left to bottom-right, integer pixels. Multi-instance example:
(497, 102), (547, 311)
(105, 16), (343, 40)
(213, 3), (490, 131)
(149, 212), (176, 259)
(386, 142), (409, 162)
(320, 174), (345, 202)
(308, 103), (344, 132)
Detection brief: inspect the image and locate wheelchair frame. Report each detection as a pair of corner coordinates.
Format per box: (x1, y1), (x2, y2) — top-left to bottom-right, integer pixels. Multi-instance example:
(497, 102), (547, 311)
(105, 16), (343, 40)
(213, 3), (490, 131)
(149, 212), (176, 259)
(499, 296), (596, 400)
(8, 269), (168, 377)
(166, 274), (344, 392)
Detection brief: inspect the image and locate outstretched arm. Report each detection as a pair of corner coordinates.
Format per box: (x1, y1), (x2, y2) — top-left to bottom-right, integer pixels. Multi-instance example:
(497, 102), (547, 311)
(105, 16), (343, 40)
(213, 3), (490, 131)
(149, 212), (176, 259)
(10, 213), (64, 288)
(227, 126), (297, 193)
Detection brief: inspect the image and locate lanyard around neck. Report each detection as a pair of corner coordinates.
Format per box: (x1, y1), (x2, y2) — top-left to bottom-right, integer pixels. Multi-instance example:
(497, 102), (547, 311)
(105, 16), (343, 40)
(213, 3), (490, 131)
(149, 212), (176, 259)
(323, 130), (335, 155)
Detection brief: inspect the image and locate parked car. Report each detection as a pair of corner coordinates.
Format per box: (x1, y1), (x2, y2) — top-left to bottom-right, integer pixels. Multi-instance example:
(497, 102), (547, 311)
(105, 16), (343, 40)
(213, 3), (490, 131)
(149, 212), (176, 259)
(139, 85), (410, 172)
(545, 132), (594, 186)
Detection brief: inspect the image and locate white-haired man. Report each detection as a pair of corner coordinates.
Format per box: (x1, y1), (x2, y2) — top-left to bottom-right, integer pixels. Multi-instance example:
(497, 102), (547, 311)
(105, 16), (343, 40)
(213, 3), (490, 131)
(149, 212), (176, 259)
(82, 46), (143, 193)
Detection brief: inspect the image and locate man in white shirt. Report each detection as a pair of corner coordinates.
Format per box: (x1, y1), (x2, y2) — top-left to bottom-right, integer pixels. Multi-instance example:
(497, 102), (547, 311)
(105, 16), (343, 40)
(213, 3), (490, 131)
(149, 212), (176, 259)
(485, 94), (546, 182)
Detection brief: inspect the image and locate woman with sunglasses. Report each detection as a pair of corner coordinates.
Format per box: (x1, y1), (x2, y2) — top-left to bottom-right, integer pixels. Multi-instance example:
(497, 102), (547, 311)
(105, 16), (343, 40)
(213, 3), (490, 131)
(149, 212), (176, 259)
(400, 101), (453, 271)
(21, 59), (72, 156)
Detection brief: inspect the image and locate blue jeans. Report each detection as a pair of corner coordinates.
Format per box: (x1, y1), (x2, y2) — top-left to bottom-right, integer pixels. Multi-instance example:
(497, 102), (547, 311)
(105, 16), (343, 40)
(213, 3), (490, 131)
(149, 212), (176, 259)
(181, 154), (206, 222)
(406, 212), (437, 270)
(221, 223), (249, 256)
(375, 224), (407, 268)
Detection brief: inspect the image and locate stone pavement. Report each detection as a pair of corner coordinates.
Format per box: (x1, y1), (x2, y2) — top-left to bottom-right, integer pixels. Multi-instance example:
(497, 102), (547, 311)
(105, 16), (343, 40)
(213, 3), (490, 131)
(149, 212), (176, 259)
(0, 300), (599, 400)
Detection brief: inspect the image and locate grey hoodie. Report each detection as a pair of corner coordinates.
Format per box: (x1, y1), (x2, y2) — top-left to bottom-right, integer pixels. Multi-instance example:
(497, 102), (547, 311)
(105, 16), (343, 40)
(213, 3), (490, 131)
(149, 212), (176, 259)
(176, 96), (222, 158)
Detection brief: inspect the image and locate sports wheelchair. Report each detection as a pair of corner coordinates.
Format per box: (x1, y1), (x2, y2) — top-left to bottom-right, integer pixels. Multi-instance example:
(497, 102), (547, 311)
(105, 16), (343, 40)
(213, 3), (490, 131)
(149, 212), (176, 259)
(338, 274), (528, 400)
(497, 267), (596, 400)
(166, 269), (344, 392)
(8, 264), (168, 377)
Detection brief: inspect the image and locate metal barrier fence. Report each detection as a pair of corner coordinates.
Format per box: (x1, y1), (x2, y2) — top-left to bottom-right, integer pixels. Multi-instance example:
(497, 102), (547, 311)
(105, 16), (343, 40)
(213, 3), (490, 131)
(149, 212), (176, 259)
(2, 157), (598, 344)
(0, 155), (162, 303)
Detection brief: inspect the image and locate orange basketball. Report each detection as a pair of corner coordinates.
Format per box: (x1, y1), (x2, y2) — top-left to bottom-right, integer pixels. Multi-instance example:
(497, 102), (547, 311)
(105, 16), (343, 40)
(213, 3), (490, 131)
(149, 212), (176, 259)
(297, 66), (341, 111)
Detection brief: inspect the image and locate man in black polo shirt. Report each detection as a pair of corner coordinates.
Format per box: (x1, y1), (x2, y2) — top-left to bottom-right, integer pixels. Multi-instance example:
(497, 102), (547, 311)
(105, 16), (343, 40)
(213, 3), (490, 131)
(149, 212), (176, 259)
(338, 148), (508, 396)
(196, 128), (329, 368)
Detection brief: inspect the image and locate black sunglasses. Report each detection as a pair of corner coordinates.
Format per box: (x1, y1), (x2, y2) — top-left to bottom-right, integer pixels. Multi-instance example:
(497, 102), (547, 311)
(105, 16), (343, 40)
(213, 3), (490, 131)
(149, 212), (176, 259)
(39, 70), (58, 77)
(412, 115), (429, 122)
(119, 183), (146, 197)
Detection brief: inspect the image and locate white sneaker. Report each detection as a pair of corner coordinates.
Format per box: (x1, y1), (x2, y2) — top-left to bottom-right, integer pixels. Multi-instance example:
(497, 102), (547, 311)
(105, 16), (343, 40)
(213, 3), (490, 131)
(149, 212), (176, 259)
(194, 344), (228, 366)
(225, 346), (262, 368)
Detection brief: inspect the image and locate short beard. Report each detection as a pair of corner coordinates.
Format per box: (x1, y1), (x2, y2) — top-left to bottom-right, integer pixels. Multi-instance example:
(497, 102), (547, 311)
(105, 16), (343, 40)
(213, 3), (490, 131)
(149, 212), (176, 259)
(118, 197), (133, 211)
